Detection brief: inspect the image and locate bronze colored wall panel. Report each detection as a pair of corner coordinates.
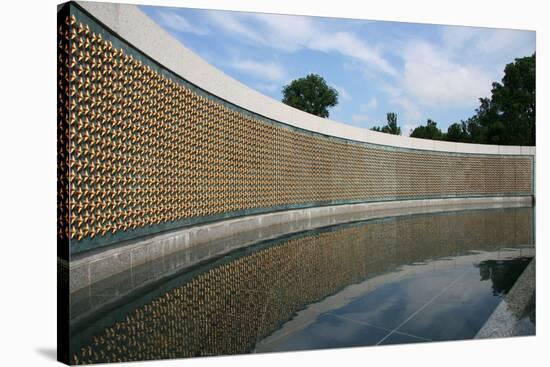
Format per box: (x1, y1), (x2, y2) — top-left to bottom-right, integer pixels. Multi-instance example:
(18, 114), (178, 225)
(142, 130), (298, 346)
(58, 11), (534, 253)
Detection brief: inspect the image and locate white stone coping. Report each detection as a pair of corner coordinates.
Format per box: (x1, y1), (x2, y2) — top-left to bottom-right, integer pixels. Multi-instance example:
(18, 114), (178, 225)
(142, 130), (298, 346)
(74, 1), (535, 156)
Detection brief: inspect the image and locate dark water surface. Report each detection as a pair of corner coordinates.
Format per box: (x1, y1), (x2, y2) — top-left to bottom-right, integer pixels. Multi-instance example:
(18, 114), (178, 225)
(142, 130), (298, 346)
(70, 207), (535, 364)
(256, 254), (533, 352)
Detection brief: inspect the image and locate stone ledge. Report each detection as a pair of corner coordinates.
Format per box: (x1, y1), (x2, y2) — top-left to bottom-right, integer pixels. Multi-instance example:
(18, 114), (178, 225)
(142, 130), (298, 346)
(69, 196), (533, 293)
(476, 257), (536, 339)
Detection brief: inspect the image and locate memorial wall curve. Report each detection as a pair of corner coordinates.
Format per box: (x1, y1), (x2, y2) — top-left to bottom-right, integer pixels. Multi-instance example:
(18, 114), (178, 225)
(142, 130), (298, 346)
(58, 3), (536, 255)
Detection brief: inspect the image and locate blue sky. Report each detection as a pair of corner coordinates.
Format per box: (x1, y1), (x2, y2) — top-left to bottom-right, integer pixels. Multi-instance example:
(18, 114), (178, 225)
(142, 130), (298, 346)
(140, 5), (535, 135)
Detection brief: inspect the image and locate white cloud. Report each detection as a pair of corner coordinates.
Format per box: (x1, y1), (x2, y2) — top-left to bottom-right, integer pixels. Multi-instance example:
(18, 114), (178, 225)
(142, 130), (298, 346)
(439, 26), (478, 52)
(308, 31), (397, 76)
(381, 84), (423, 123)
(204, 11), (396, 76)
(255, 82), (280, 93)
(228, 59), (286, 81)
(342, 61), (379, 81)
(246, 13), (316, 52)
(333, 85), (351, 101)
(371, 25), (533, 127)
(441, 26), (535, 60)
(154, 9), (208, 36)
(360, 97), (378, 111)
(440, 26), (535, 79)
(163, 9), (534, 129)
(401, 41), (493, 107)
(205, 11), (266, 44)
(204, 11), (311, 51)
(394, 97), (423, 122)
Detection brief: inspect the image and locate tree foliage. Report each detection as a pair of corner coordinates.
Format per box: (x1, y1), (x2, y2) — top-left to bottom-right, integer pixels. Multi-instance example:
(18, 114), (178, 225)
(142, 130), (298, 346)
(446, 121), (470, 143)
(410, 119), (445, 140)
(371, 112), (401, 135)
(406, 54), (535, 145)
(281, 74), (339, 118)
(445, 53), (535, 145)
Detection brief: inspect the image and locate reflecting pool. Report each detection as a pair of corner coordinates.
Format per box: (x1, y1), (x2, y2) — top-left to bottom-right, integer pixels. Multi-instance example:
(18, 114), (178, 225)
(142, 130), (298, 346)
(70, 207), (535, 364)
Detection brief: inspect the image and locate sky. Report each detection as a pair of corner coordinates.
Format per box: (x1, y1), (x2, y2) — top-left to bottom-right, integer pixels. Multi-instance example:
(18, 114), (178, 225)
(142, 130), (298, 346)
(140, 5), (535, 136)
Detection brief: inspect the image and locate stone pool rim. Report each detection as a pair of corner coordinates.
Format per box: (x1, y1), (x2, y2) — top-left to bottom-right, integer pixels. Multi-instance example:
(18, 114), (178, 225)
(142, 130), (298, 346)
(65, 196), (533, 293)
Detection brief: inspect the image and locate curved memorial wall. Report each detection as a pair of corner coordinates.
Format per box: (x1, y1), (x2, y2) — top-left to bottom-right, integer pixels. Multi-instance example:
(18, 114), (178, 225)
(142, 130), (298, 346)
(58, 3), (535, 256)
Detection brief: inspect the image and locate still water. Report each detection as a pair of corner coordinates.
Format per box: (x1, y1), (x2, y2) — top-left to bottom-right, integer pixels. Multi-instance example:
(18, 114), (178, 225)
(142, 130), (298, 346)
(70, 207), (535, 364)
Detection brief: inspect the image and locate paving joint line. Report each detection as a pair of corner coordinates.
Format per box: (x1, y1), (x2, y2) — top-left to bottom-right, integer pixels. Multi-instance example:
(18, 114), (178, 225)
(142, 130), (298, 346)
(326, 312), (432, 342)
(376, 267), (473, 345)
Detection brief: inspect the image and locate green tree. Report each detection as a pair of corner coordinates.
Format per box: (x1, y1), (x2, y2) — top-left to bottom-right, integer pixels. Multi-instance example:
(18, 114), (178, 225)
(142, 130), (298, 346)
(281, 74), (339, 118)
(446, 53), (535, 145)
(486, 53), (535, 145)
(446, 121), (470, 143)
(371, 112), (401, 135)
(410, 119), (445, 140)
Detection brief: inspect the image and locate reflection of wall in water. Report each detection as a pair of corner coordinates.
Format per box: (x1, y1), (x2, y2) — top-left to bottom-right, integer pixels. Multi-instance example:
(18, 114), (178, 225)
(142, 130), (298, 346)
(71, 208), (533, 364)
(58, 8), (534, 254)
